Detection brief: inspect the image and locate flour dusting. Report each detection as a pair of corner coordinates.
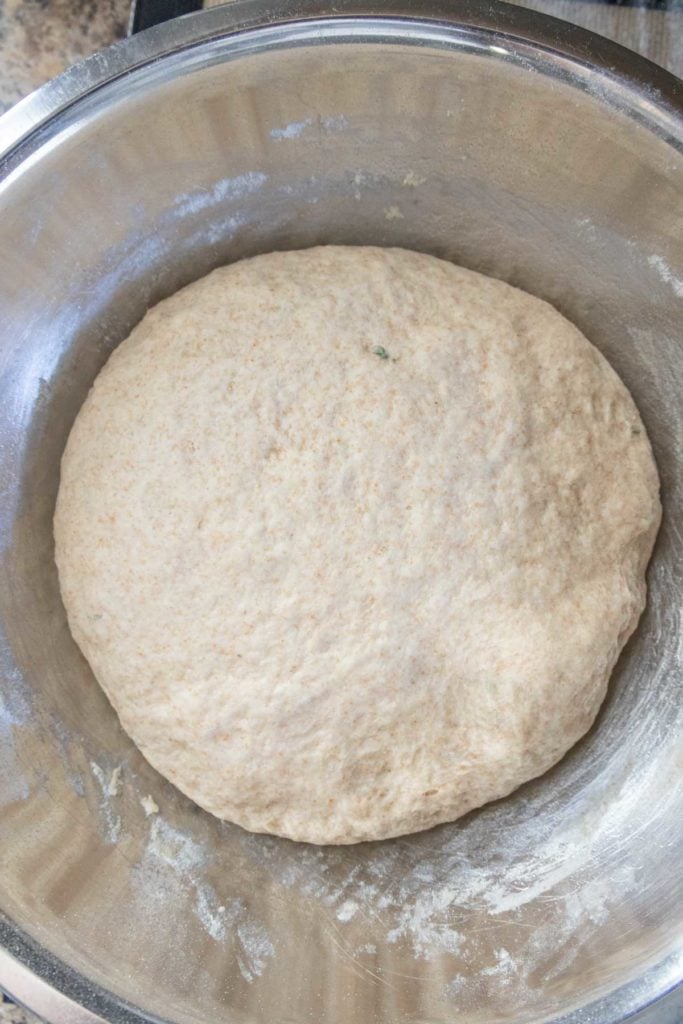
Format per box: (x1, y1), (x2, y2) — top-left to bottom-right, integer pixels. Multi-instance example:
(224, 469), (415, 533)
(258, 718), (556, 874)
(336, 899), (359, 922)
(387, 886), (465, 960)
(236, 918), (276, 983)
(647, 254), (683, 298)
(90, 761), (121, 843)
(270, 118), (313, 140)
(0, 659), (31, 807)
(232, 729), (675, 1009)
(174, 173), (268, 219)
(107, 764), (122, 796)
(147, 816), (205, 873)
(194, 885), (227, 942)
(270, 115), (348, 140)
(322, 114), (349, 132)
(0, 725), (30, 806)
(131, 816), (276, 982)
(140, 793), (159, 816)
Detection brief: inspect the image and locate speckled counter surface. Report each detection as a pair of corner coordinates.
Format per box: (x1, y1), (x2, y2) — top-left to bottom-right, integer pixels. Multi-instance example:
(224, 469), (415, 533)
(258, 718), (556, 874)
(0, 0), (129, 113)
(0, 2), (681, 1024)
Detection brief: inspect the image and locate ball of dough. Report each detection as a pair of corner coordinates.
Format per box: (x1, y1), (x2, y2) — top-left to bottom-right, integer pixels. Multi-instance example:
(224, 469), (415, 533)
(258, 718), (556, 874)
(54, 247), (660, 844)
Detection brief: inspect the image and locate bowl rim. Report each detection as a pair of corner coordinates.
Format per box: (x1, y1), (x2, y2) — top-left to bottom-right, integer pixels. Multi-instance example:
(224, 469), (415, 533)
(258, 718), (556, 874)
(0, 0), (681, 165)
(0, 3), (681, 1024)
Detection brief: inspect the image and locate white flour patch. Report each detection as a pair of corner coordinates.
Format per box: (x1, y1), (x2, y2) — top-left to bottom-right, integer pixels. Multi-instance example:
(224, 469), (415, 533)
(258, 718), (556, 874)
(321, 115), (348, 132)
(183, 213), (249, 253)
(350, 169), (384, 201)
(132, 816), (275, 981)
(336, 899), (359, 922)
(74, 172), (266, 318)
(107, 765), (122, 796)
(384, 205), (404, 221)
(236, 917), (276, 983)
(147, 816), (205, 873)
(270, 116), (348, 141)
(446, 975), (466, 996)
(93, 232), (167, 300)
(0, 649), (29, 725)
(481, 948), (514, 978)
(647, 254), (683, 297)
(174, 172), (268, 219)
(574, 216), (599, 242)
(0, 722), (30, 806)
(0, 660), (31, 805)
(140, 793), (159, 816)
(402, 171), (426, 187)
(195, 885), (227, 942)
(205, 213), (248, 246)
(48, 717), (85, 797)
(386, 885), (465, 959)
(90, 761), (121, 843)
(270, 119), (313, 140)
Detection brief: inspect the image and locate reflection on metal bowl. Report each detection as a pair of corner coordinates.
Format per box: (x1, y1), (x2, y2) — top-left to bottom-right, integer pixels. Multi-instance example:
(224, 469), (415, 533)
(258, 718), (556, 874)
(0, 2), (681, 1023)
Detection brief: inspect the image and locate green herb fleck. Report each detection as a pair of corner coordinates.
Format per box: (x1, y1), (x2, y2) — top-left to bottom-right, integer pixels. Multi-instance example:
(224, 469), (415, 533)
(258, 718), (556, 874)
(373, 346), (390, 360)
(631, 426), (642, 436)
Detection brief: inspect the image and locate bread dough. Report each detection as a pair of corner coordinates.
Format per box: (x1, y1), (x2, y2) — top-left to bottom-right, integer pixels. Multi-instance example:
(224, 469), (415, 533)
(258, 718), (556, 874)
(54, 247), (661, 844)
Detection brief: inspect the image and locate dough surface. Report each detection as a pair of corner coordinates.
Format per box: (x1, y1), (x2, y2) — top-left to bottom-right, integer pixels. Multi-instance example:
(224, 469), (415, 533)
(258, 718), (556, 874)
(54, 247), (661, 844)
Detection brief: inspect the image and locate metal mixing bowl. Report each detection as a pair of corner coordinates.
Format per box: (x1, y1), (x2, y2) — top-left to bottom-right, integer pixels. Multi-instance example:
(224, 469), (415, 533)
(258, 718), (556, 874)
(0, 2), (681, 1023)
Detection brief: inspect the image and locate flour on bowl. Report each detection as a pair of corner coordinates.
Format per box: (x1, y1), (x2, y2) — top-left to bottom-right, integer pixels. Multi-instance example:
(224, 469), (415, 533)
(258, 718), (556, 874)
(90, 760), (122, 843)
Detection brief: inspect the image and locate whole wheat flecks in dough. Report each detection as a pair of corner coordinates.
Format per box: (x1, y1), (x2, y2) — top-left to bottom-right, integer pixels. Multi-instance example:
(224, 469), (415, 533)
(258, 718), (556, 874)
(54, 246), (661, 844)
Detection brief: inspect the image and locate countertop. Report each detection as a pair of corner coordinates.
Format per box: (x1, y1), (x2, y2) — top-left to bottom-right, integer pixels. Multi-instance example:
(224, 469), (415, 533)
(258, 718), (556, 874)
(0, 0), (129, 113)
(0, 2), (681, 1024)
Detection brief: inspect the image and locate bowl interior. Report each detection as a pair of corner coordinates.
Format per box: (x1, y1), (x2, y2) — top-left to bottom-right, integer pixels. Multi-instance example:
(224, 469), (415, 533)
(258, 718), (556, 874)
(0, 14), (681, 1024)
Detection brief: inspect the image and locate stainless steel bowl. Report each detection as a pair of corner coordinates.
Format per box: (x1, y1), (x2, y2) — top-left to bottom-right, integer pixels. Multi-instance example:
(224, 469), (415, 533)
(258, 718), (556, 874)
(0, 3), (681, 1023)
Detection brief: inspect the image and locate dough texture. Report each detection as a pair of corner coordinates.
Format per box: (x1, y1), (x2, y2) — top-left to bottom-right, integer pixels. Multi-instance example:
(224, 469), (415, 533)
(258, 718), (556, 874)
(54, 247), (661, 844)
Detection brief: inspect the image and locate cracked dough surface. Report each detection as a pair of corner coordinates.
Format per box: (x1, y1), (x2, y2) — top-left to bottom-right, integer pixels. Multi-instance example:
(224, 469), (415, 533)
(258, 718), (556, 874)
(54, 246), (661, 844)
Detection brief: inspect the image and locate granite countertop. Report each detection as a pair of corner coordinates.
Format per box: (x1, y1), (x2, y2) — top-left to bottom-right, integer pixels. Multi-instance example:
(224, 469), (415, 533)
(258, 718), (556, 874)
(0, 2), (680, 1024)
(0, 0), (129, 113)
